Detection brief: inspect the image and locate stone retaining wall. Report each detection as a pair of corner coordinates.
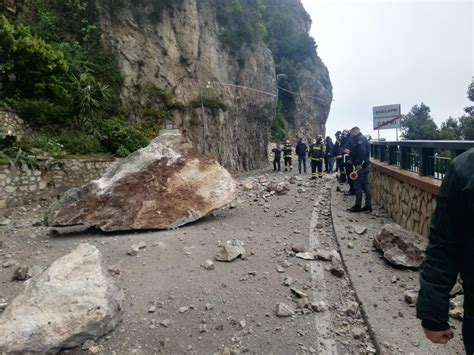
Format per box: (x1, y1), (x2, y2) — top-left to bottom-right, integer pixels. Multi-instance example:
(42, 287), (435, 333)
(0, 110), (33, 139)
(0, 159), (114, 209)
(369, 161), (440, 238)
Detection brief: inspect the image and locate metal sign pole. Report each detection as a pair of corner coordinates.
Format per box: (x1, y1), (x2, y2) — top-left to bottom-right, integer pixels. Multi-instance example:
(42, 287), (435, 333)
(396, 128), (399, 141)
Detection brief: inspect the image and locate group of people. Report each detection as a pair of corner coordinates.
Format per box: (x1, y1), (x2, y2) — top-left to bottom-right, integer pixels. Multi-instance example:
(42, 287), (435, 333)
(272, 135), (336, 178)
(272, 126), (372, 212)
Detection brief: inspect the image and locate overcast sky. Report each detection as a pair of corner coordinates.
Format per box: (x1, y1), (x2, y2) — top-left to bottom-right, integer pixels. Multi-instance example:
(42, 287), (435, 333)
(301, 0), (473, 140)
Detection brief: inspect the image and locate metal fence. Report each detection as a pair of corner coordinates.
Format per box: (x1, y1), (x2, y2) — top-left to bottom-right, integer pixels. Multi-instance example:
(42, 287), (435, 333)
(370, 140), (474, 180)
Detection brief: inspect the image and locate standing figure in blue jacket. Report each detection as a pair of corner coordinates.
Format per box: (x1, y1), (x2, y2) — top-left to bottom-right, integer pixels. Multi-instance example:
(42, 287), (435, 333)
(347, 127), (372, 212)
(295, 138), (308, 174)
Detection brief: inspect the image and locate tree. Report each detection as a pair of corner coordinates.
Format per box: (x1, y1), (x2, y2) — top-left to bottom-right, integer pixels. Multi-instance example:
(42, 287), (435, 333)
(0, 15), (68, 100)
(438, 117), (461, 140)
(401, 103), (439, 140)
(465, 82), (474, 115)
(459, 116), (474, 140)
(460, 80), (474, 139)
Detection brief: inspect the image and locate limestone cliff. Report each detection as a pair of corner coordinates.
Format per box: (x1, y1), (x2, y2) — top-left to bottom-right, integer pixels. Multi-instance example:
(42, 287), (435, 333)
(96, 0), (332, 171)
(267, 0), (333, 142)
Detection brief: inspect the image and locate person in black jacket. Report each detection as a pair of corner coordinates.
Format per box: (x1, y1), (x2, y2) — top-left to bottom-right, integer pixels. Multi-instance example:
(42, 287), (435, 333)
(334, 131), (345, 181)
(347, 127), (372, 212)
(308, 135), (325, 179)
(272, 143), (282, 171)
(282, 140), (293, 172)
(342, 130), (356, 194)
(295, 138), (308, 174)
(416, 148), (474, 354)
(325, 136), (335, 173)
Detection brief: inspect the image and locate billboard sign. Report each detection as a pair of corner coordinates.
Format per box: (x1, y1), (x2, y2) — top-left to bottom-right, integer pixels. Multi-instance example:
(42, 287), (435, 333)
(373, 104), (401, 130)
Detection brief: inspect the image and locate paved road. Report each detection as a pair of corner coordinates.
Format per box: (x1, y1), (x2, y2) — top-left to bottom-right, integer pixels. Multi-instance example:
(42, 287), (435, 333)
(0, 170), (464, 354)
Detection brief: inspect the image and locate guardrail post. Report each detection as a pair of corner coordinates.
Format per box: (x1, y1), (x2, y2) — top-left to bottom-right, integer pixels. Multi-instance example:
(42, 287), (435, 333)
(380, 145), (387, 162)
(388, 146), (397, 165)
(420, 147), (434, 176)
(400, 146), (411, 170)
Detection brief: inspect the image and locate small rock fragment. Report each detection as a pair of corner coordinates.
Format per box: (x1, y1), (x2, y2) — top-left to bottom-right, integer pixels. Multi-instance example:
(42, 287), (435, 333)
(201, 260), (215, 270)
(404, 289), (418, 305)
(352, 327), (366, 339)
(160, 319), (172, 327)
(344, 301), (359, 317)
(290, 287), (308, 298)
(355, 227), (367, 235)
(179, 306), (189, 314)
(276, 303), (294, 317)
(296, 252), (315, 260)
(311, 301), (328, 312)
(12, 266), (29, 281)
(215, 240), (246, 262)
(82, 339), (96, 351)
(127, 245), (140, 256)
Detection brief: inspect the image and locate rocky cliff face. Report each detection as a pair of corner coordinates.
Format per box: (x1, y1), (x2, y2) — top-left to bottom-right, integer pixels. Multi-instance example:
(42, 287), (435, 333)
(268, 0), (333, 142)
(96, 0), (331, 171)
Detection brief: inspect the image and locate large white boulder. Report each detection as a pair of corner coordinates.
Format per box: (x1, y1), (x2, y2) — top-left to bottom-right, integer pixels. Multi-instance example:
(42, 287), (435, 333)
(46, 130), (237, 231)
(0, 244), (123, 354)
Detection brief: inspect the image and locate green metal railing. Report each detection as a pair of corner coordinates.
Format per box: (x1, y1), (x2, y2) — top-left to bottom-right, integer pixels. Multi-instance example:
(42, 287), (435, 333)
(370, 140), (474, 180)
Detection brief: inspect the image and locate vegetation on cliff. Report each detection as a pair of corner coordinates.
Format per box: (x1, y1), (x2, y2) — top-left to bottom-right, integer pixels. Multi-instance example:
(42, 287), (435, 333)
(215, 0), (321, 141)
(0, 1), (148, 158)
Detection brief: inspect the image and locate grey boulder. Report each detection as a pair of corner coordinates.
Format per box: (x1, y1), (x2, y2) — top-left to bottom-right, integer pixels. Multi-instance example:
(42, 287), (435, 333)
(373, 223), (428, 269)
(0, 244), (123, 354)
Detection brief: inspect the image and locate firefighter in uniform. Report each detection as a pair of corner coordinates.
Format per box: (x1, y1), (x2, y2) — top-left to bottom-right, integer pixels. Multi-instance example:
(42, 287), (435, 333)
(309, 135), (325, 179)
(334, 131), (345, 181)
(282, 139), (293, 172)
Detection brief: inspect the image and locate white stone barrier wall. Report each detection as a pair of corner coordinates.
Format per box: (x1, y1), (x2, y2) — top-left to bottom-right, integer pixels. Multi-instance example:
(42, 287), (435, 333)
(0, 159), (114, 209)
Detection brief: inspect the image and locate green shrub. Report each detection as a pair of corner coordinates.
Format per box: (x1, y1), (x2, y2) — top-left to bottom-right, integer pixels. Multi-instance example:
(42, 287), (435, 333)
(9, 98), (69, 127)
(115, 145), (130, 157)
(16, 133), (63, 157)
(56, 131), (104, 155)
(99, 117), (149, 156)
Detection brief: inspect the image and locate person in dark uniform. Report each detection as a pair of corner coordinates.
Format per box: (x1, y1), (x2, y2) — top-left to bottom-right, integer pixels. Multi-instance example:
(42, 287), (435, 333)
(272, 143), (282, 171)
(309, 135), (325, 179)
(295, 138), (308, 174)
(282, 139), (293, 172)
(325, 136), (335, 173)
(342, 130), (355, 195)
(347, 127), (372, 212)
(334, 131), (345, 181)
(416, 148), (474, 354)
